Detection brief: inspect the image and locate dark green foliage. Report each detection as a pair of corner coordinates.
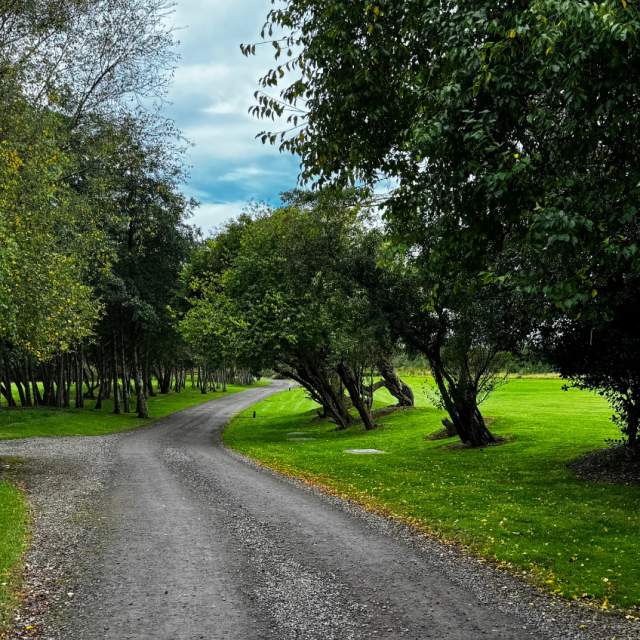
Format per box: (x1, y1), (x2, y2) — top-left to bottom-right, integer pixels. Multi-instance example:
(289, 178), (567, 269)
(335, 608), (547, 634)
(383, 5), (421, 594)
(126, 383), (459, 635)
(250, 0), (640, 447)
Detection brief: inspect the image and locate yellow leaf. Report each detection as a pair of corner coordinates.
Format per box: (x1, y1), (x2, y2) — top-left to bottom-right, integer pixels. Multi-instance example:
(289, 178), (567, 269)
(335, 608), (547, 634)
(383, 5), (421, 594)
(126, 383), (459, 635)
(508, 29), (517, 39)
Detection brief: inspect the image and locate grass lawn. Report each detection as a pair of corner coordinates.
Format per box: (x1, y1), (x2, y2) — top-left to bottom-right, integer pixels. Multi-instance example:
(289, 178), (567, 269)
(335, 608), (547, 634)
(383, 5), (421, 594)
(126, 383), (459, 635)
(0, 382), (266, 440)
(224, 376), (640, 611)
(0, 473), (28, 634)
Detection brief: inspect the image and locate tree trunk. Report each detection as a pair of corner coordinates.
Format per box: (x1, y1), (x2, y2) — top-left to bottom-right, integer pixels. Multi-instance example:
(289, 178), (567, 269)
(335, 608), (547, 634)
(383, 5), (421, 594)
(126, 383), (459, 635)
(378, 359), (414, 406)
(0, 350), (16, 407)
(13, 375), (27, 407)
(133, 346), (148, 419)
(429, 354), (494, 447)
(112, 334), (121, 415)
(337, 363), (377, 431)
(56, 353), (64, 408)
(285, 363), (351, 429)
(624, 391), (640, 456)
(120, 332), (130, 413)
(28, 358), (39, 407)
(159, 366), (171, 394)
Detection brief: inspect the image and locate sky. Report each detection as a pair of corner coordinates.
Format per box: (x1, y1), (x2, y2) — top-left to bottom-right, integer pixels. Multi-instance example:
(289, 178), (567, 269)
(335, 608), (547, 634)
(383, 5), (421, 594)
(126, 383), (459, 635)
(165, 0), (300, 234)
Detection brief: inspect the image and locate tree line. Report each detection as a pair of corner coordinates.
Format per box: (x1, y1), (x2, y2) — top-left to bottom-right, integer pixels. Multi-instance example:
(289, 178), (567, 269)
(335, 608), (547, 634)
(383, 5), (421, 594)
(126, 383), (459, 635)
(210, 0), (638, 452)
(0, 1), (254, 418)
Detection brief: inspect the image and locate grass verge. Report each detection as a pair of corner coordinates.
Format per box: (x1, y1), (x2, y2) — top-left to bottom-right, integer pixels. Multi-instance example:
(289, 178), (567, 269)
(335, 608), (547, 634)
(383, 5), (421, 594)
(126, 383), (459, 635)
(0, 382), (267, 440)
(224, 377), (640, 612)
(0, 465), (28, 636)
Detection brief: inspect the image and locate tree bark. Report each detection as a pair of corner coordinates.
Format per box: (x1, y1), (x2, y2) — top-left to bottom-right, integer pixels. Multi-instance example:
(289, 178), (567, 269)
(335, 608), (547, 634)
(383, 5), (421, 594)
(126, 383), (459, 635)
(112, 333), (121, 415)
(120, 332), (130, 413)
(133, 346), (148, 419)
(336, 363), (377, 431)
(428, 353), (495, 447)
(378, 359), (414, 406)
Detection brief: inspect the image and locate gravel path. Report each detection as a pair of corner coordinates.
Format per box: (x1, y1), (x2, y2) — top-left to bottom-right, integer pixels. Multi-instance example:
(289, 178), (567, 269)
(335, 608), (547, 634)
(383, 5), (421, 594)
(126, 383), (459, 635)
(1, 382), (638, 639)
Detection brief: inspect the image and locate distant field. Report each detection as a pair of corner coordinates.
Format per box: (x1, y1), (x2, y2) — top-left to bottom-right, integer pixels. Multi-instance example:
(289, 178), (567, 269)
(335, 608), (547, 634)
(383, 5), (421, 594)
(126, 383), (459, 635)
(225, 377), (640, 611)
(0, 382), (267, 440)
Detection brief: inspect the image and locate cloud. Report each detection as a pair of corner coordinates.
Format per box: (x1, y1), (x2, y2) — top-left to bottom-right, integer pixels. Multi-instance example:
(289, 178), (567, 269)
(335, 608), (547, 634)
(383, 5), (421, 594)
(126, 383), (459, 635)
(164, 0), (301, 234)
(217, 165), (287, 183)
(189, 201), (249, 234)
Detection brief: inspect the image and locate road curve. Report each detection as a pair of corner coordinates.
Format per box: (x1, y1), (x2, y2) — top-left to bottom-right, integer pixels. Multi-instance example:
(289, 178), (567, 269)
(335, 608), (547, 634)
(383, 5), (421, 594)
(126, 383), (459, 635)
(10, 383), (547, 639)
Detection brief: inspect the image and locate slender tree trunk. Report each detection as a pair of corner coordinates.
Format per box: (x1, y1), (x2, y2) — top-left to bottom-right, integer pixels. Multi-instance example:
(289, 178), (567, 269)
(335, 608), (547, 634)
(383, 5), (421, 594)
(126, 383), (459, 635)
(133, 346), (148, 419)
(20, 359), (32, 407)
(112, 334), (121, 415)
(95, 373), (104, 410)
(63, 356), (71, 408)
(56, 353), (64, 408)
(120, 332), (130, 413)
(0, 352), (16, 408)
(28, 358), (39, 407)
(13, 376), (27, 407)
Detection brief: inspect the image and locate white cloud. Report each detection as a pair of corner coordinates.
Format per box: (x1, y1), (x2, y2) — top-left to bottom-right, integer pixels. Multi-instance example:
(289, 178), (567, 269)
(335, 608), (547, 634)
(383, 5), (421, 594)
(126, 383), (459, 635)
(190, 201), (249, 233)
(162, 0), (299, 225)
(217, 165), (283, 183)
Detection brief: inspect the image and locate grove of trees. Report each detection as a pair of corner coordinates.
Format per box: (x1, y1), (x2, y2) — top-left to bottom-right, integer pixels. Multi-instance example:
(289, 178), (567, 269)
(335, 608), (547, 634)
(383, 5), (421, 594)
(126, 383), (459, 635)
(3, 0), (639, 457)
(207, 0), (640, 452)
(0, 1), (253, 419)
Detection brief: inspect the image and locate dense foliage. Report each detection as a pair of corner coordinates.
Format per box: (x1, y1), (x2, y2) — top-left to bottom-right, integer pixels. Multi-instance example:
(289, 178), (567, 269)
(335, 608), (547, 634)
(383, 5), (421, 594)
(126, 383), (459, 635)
(180, 191), (415, 431)
(244, 0), (640, 452)
(0, 1), (254, 417)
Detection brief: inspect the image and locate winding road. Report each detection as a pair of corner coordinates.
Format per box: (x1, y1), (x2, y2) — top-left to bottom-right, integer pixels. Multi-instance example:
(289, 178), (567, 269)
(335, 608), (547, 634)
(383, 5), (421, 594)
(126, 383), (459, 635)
(5, 384), (560, 639)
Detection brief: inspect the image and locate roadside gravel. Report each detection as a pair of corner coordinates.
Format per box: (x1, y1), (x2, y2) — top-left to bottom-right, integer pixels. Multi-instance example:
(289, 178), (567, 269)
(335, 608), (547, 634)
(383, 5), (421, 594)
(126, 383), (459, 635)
(229, 448), (640, 640)
(0, 436), (119, 639)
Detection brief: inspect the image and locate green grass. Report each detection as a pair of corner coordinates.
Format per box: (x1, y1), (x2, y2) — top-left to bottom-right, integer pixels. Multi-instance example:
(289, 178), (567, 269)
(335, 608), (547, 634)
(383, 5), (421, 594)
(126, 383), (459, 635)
(0, 382), (266, 440)
(225, 377), (640, 611)
(0, 469), (28, 634)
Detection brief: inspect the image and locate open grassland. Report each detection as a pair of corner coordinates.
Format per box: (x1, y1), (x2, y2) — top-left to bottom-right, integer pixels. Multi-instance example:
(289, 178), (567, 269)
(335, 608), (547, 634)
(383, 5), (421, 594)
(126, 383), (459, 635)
(0, 382), (267, 440)
(225, 377), (640, 611)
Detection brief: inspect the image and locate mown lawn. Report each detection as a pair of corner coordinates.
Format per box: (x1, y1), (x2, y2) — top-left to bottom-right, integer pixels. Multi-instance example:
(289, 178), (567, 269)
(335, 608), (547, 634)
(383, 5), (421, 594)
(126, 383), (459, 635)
(0, 473), (28, 633)
(0, 382), (266, 440)
(224, 377), (640, 611)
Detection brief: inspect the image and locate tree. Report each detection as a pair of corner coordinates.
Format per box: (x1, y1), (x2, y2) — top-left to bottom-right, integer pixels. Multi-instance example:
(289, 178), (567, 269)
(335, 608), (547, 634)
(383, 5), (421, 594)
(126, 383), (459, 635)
(540, 290), (640, 455)
(216, 191), (411, 430)
(249, 0), (640, 446)
(1, 0), (196, 413)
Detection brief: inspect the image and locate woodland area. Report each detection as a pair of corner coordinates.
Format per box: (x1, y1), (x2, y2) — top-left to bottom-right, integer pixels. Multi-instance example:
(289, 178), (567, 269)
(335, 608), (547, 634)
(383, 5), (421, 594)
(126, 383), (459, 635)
(0, 1), (254, 419)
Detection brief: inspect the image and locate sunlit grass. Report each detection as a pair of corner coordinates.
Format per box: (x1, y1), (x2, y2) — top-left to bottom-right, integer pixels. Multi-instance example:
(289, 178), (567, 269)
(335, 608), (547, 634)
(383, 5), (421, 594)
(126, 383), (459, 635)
(225, 377), (640, 610)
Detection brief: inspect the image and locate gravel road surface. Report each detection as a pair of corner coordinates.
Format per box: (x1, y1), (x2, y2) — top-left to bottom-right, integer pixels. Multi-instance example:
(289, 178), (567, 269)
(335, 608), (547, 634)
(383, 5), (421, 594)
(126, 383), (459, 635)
(2, 383), (638, 640)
